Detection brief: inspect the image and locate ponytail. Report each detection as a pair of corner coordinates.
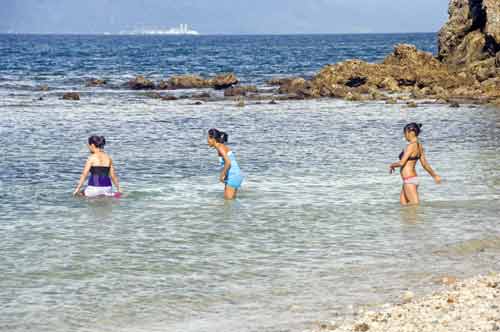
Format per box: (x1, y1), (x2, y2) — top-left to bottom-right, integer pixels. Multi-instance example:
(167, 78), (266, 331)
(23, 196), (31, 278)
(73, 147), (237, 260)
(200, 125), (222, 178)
(208, 128), (228, 144)
(88, 135), (106, 148)
(404, 123), (422, 136)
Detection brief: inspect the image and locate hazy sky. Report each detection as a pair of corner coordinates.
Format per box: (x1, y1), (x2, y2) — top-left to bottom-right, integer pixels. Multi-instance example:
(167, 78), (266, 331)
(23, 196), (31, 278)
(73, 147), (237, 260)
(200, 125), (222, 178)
(1, 0), (450, 34)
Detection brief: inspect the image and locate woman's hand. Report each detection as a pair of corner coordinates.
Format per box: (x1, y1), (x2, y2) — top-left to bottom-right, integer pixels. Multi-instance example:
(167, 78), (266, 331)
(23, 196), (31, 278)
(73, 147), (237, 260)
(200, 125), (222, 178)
(72, 188), (81, 196)
(389, 163), (399, 174)
(434, 175), (442, 184)
(219, 173), (226, 183)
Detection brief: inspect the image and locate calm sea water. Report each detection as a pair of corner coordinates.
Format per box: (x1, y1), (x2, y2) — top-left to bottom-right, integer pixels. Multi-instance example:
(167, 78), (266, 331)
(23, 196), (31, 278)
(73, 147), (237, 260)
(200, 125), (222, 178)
(0, 34), (499, 332)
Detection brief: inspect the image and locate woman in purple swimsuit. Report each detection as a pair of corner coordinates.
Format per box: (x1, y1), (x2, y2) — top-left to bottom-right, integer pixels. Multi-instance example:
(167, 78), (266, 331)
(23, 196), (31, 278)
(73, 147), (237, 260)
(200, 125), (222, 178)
(73, 135), (122, 197)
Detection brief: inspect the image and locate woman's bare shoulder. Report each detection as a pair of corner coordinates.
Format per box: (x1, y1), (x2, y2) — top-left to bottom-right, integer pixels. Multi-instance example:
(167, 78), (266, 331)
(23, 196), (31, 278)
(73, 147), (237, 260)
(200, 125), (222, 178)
(89, 152), (112, 165)
(217, 144), (231, 155)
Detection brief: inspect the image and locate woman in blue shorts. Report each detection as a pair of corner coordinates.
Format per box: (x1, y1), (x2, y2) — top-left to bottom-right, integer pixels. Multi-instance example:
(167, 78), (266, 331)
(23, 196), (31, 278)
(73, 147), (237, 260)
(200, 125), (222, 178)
(208, 128), (244, 200)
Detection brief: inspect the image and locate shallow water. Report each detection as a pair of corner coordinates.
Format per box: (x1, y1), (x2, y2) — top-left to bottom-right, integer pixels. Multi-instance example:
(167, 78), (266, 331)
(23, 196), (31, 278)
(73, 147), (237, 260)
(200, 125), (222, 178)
(1, 97), (499, 332)
(1, 34), (500, 332)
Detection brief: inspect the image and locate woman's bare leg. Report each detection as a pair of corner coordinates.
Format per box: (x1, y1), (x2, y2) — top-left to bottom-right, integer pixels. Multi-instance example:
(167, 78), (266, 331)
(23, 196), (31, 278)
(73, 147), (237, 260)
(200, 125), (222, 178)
(400, 187), (409, 205)
(403, 184), (420, 205)
(224, 186), (237, 200)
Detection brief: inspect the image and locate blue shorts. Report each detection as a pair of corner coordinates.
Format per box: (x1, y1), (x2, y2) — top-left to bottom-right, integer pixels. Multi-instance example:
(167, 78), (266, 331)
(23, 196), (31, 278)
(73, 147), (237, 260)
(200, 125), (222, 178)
(225, 173), (244, 189)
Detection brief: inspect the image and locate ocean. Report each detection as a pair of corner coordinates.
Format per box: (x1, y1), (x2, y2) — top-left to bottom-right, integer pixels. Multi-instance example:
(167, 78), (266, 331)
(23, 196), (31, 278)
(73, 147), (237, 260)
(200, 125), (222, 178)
(0, 33), (499, 332)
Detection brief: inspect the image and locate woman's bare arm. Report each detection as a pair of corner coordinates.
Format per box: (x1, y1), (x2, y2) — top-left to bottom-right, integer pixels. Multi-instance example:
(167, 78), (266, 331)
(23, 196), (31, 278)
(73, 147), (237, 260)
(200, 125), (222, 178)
(419, 146), (441, 183)
(109, 159), (121, 192)
(73, 157), (93, 195)
(217, 146), (231, 183)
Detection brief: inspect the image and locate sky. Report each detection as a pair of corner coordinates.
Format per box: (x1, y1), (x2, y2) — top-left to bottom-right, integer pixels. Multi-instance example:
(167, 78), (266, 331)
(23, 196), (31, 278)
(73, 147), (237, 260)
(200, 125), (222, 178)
(0, 0), (450, 34)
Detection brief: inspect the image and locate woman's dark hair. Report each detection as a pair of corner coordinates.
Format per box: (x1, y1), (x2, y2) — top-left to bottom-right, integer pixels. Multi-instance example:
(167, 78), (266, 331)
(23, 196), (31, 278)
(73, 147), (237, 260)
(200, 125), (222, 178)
(88, 135), (106, 148)
(404, 123), (422, 136)
(208, 128), (228, 144)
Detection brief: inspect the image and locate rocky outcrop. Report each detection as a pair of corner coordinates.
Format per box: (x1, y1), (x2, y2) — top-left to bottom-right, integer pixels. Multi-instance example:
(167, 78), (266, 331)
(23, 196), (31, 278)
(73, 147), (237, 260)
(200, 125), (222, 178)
(263, 42), (497, 104)
(165, 75), (209, 89)
(438, 0), (499, 66)
(484, 0), (500, 46)
(210, 73), (239, 89)
(128, 76), (155, 90)
(160, 73), (239, 90)
(62, 92), (80, 100)
(308, 45), (469, 97)
(259, 2), (498, 106)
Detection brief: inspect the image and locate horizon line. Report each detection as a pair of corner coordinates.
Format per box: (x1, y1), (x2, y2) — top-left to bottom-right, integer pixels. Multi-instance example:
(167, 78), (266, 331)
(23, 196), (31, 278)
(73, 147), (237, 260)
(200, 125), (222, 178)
(0, 31), (439, 36)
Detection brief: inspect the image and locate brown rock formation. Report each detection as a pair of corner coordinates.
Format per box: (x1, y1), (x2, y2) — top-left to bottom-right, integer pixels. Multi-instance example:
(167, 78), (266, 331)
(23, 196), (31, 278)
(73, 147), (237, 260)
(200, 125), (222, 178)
(166, 75), (209, 89)
(210, 73), (239, 89)
(438, 0), (499, 65)
(309, 44), (471, 98)
(160, 73), (239, 90)
(276, 77), (307, 94)
(128, 76), (155, 90)
(266, 77), (288, 86)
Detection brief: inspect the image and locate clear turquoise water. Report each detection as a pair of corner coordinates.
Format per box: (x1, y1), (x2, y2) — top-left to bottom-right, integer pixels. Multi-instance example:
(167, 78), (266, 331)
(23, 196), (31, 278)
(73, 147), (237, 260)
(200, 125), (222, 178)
(0, 34), (499, 332)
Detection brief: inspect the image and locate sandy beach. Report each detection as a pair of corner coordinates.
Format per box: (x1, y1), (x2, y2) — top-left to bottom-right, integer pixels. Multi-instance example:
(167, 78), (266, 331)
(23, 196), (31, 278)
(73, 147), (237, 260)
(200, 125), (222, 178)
(309, 273), (500, 332)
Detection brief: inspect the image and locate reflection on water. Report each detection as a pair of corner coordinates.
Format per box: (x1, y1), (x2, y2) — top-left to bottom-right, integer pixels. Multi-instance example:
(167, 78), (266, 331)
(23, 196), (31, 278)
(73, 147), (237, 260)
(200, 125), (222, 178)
(84, 198), (120, 219)
(399, 205), (424, 225)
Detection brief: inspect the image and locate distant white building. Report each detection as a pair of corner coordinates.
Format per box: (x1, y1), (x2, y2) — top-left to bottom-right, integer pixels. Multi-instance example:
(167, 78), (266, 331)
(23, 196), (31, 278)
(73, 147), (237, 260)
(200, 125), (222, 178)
(121, 24), (200, 35)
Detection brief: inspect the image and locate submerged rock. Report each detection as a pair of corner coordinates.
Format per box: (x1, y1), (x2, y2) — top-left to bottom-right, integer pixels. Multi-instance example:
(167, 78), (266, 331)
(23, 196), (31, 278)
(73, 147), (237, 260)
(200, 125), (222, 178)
(236, 98), (245, 107)
(224, 85), (258, 97)
(37, 84), (49, 91)
(192, 91), (212, 100)
(86, 78), (107, 87)
(144, 92), (178, 101)
(62, 92), (80, 100)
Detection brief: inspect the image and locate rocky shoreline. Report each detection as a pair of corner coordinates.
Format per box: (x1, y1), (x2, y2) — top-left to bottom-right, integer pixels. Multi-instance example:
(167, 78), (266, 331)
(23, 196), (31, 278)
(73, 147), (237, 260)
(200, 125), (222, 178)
(51, 0), (499, 108)
(308, 273), (500, 332)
